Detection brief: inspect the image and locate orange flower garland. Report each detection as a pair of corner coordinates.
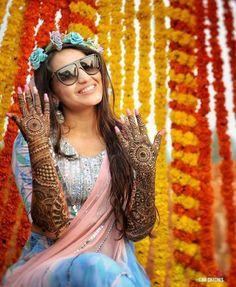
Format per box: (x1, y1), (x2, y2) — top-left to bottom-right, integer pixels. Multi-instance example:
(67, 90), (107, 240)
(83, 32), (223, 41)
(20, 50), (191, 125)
(207, 0), (236, 285)
(194, 0), (219, 278)
(222, 0), (236, 118)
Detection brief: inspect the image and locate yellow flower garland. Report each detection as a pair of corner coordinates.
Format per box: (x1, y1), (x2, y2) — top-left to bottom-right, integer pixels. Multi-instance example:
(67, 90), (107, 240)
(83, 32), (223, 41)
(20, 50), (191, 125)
(165, 6), (196, 26)
(68, 23), (94, 38)
(171, 129), (199, 146)
(136, 0), (151, 124)
(109, 0), (123, 115)
(0, 0), (8, 27)
(97, 0), (111, 62)
(172, 150), (199, 166)
(171, 168), (200, 189)
(149, 0), (170, 286)
(170, 111), (197, 127)
(123, 0), (135, 111)
(69, 1), (96, 22)
(0, 0), (27, 142)
(166, 29), (195, 48)
(134, 0), (152, 271)
(172, 193), (199, 209)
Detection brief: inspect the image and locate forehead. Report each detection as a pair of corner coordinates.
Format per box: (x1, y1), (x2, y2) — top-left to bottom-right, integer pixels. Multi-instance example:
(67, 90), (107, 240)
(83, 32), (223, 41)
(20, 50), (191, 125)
(50, 48), (86, 71)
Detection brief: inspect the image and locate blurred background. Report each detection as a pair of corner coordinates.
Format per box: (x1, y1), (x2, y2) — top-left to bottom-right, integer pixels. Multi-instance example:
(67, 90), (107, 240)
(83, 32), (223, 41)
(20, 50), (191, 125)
(0, 0), (235, 286)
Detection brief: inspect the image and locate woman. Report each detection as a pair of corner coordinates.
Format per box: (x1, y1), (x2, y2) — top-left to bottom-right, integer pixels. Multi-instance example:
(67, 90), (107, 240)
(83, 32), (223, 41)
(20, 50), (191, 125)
(3, 31), (163, 287)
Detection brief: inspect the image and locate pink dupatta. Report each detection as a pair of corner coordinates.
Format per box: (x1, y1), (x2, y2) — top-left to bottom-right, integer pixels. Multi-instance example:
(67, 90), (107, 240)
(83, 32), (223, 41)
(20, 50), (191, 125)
(4, 151), (126, 287)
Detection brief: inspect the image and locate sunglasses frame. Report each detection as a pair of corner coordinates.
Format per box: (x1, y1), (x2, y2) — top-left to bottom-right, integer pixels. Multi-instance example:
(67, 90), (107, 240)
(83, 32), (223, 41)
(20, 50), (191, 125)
(52, 54), (100, 86)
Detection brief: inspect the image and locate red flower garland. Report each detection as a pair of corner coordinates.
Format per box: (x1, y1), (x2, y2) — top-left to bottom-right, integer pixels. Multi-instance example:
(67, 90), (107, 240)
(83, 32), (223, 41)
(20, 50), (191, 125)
(207, 0), (236, 284)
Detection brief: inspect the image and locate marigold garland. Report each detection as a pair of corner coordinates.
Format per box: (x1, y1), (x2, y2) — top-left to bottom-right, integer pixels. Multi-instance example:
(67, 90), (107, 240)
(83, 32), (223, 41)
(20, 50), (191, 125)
(150, 0), (170, 286)
(194, 0), (219, 279)
(222, 0), (236, 119)
(136, 0), (151, 124)
(123, 0), (135, 111)
(167, 1), (206, 284)
(133, 0), (152, 272)
(109, 0), (123, 115)
(0, 0), (8, 28)
(68, 0), (97, 37)
(0, 0), (27, 142)
(207, 0), (236, 284)
(96, 0), (111, 62)
(0, 0), (28, 274)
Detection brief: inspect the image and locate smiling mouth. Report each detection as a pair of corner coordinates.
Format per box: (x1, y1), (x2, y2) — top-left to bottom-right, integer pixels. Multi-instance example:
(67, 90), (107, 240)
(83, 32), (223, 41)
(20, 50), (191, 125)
(79, 85), (96, 94)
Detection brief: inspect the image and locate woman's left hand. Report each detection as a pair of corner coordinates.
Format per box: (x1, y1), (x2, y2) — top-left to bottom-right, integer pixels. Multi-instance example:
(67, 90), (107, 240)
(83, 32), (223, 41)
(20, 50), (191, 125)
(115, 109), (164, 175)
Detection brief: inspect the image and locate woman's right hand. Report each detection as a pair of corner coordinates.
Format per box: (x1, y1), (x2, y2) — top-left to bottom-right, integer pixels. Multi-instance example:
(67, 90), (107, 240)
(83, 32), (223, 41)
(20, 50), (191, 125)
(8, 85), (50, 144)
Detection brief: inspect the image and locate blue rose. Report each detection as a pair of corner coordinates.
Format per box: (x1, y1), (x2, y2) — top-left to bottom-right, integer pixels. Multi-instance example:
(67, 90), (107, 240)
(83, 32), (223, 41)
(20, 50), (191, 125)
(63, 32), (84, 45)
(50, 31), (63, 51)
(29, 48), (48, 70)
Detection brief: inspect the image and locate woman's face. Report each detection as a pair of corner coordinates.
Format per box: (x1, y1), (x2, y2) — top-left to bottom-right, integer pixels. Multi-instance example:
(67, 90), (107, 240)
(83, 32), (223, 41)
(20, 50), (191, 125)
(50, 48), (103, 112)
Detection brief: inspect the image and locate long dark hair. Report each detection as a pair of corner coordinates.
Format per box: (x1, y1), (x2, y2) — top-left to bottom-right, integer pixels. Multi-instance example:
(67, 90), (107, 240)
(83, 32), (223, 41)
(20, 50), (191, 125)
(34, 43), (134, 237)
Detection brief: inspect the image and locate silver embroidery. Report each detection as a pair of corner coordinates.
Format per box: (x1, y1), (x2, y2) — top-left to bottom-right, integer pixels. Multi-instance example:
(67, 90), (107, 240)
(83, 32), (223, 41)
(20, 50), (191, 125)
(53, 139), (105, 218)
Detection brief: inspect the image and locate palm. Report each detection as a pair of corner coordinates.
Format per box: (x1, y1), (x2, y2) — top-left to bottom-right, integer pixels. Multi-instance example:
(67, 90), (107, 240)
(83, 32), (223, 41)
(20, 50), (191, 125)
(12, 87), (50, 143)
(116, 111), (162, 174)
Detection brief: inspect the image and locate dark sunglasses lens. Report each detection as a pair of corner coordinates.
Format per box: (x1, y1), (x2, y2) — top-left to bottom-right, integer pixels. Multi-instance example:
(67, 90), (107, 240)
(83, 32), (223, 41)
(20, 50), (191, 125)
(80, 54), (100, 75)
(57, 64), (78, 85)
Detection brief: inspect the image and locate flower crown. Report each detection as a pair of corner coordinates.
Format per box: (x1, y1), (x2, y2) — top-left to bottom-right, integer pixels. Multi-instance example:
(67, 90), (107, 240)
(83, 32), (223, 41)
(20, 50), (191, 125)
(29, 31), (104, 70)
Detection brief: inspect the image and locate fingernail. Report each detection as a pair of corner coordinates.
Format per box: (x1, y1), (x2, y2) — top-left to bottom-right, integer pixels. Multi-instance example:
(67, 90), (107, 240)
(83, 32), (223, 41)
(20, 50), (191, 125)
(160, 129), (166, 135)
(120, 115), (125, 123)
(24, 84), (29, 92)
(134, 109), (139, 115)
(126, 108), (131, 116)
(44, 93), (48, 101)
(17, 86), (22, 94)
(114, 126), (120, 133)
(6, 112), (12, 117)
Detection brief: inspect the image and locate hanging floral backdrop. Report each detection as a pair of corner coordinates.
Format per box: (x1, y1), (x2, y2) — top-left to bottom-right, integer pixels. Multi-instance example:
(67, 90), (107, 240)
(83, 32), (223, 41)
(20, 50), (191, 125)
(0, 0), (235, 286)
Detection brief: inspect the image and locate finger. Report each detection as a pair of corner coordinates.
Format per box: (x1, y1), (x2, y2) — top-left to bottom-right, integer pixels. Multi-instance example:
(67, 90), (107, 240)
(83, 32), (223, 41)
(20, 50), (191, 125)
(18, 87), (27, 116)
(115, 126), (129, 151)
(135, 109), (147, 136)
(120, 115), (132, 140)
(43, 93), (50, 122)
(153, 131), (163, 155)
(33, 86), (42, 114)
(126, 109), (139, 136)
(24, 85), (34, 112)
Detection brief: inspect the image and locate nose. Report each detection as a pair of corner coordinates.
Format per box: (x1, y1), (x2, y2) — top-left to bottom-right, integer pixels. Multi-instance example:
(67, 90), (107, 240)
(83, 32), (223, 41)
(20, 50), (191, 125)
(77, 68), (90, 83)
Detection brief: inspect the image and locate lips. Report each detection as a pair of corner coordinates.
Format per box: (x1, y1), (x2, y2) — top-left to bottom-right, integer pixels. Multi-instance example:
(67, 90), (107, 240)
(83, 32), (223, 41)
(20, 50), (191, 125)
(78, 84), (96, 94)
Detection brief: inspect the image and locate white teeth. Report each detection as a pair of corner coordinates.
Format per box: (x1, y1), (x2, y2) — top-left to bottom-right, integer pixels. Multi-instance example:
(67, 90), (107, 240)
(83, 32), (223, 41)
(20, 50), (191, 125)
(80, 85), (95, 94)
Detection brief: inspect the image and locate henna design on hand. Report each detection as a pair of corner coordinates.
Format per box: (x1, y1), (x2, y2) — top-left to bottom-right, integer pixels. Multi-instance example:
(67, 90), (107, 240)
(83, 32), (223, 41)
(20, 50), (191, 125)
(115, 109), (164, 241)
(115, 110), (162, 175)
(10, 86), (69, 239)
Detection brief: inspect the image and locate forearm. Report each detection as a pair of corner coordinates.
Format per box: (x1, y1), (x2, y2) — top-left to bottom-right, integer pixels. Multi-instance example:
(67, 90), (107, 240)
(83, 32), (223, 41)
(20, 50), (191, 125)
(29, 138), (69, 239)
(125, 171), (156, 242)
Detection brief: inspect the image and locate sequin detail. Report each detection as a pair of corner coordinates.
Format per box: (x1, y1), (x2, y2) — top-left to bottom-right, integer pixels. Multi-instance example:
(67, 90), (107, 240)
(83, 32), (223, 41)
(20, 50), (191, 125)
(54, 139), (105, 218)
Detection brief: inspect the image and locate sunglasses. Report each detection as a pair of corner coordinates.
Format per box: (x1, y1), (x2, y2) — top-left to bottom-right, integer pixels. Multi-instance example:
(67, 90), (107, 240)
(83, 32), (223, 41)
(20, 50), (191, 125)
(52, 54), (100, 86)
